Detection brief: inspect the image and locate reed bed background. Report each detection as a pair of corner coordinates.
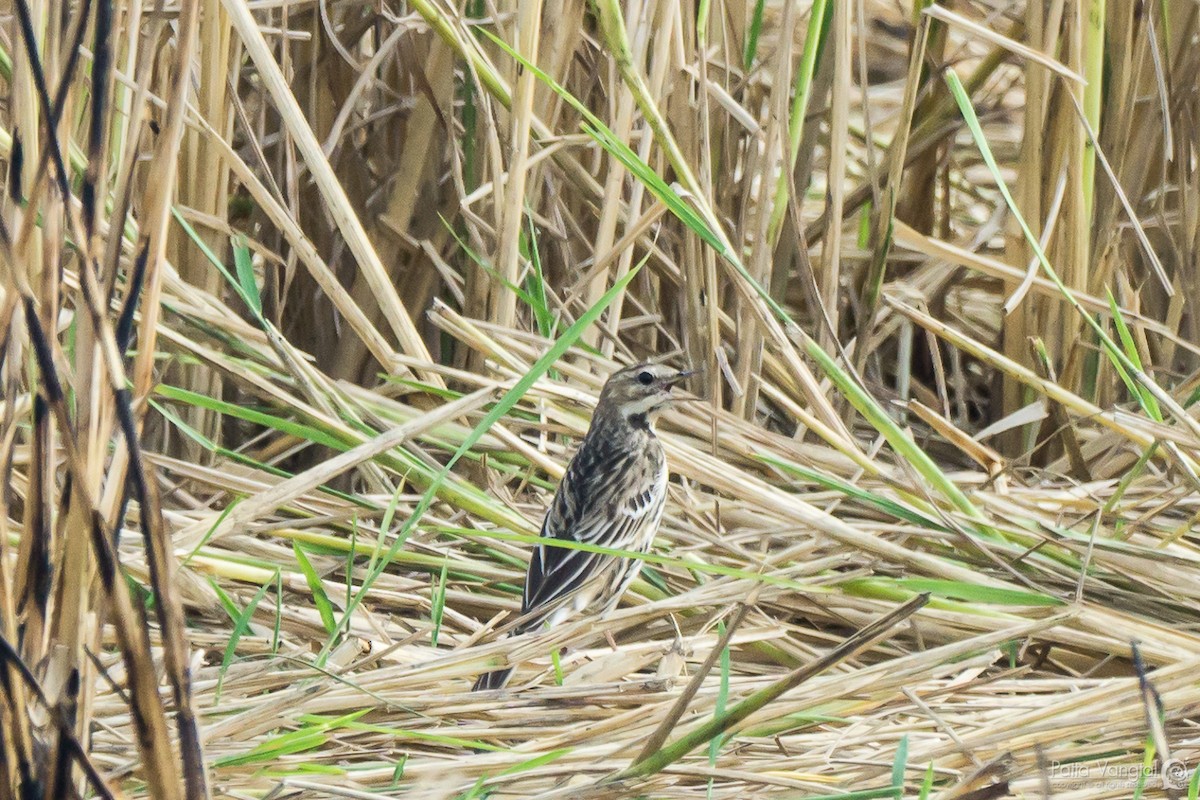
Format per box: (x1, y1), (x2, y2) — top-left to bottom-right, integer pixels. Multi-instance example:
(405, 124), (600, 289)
(2, 0), (1199, 797)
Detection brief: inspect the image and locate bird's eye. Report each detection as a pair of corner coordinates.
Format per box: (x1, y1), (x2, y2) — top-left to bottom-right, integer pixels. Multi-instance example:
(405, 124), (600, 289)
(637, 371), (654, 386)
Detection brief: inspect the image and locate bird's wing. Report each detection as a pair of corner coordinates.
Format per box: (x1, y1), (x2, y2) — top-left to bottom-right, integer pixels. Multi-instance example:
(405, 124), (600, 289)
(520, 439), (663, 621)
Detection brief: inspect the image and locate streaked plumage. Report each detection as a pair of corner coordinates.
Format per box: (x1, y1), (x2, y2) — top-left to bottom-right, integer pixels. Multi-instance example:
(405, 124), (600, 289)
(473, 362), (691, 691)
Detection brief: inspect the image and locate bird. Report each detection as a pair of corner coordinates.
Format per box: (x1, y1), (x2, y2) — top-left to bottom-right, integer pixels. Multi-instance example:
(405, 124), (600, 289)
(473, 362), (692, 691)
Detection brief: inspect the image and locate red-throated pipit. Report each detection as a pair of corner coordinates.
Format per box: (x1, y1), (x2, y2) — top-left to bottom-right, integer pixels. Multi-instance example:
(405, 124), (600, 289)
(473, 362), (692, 690)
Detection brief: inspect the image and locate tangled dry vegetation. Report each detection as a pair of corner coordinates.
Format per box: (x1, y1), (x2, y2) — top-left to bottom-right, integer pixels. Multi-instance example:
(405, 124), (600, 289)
(3, 0), (1200, 798)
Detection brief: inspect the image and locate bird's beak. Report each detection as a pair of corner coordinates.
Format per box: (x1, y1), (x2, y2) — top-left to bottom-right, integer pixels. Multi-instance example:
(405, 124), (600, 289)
(665, 369), (695, 387)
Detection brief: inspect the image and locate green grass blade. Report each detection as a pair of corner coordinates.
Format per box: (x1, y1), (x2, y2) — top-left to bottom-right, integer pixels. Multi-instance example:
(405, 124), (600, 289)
(918, 763), (935, 799)
(1106, 289), (1162, 421)
(214, 577), (274, 703)
(213, 710), (370, 768)
(882, 578), (1061, 607)
(707, 620), (732, 799)
(232, 234), (262, 315)
(757, 453), (948, 531)
(891, 734), (908, 798)
(523, 209), (556, 340)
(172, 207), (264, 322)
(293, 543), (337, 637)
(430, 560), (449, 648)
(767, 0), (831, 246)
(743, 0), (767, 70)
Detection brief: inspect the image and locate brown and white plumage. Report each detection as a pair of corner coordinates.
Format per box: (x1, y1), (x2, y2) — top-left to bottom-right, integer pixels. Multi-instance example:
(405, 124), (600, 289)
(473, 363), (691, 691)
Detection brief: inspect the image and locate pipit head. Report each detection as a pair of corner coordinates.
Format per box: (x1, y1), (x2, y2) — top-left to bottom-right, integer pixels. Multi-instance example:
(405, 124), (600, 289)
(598, 362), (694, 420)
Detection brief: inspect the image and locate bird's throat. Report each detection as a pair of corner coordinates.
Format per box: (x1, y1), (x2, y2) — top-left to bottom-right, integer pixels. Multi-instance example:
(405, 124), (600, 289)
(626, 411), (650, 431)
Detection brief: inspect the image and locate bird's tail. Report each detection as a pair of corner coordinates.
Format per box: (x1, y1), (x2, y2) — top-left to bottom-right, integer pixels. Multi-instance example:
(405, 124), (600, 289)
(472, 666), (514, 692)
